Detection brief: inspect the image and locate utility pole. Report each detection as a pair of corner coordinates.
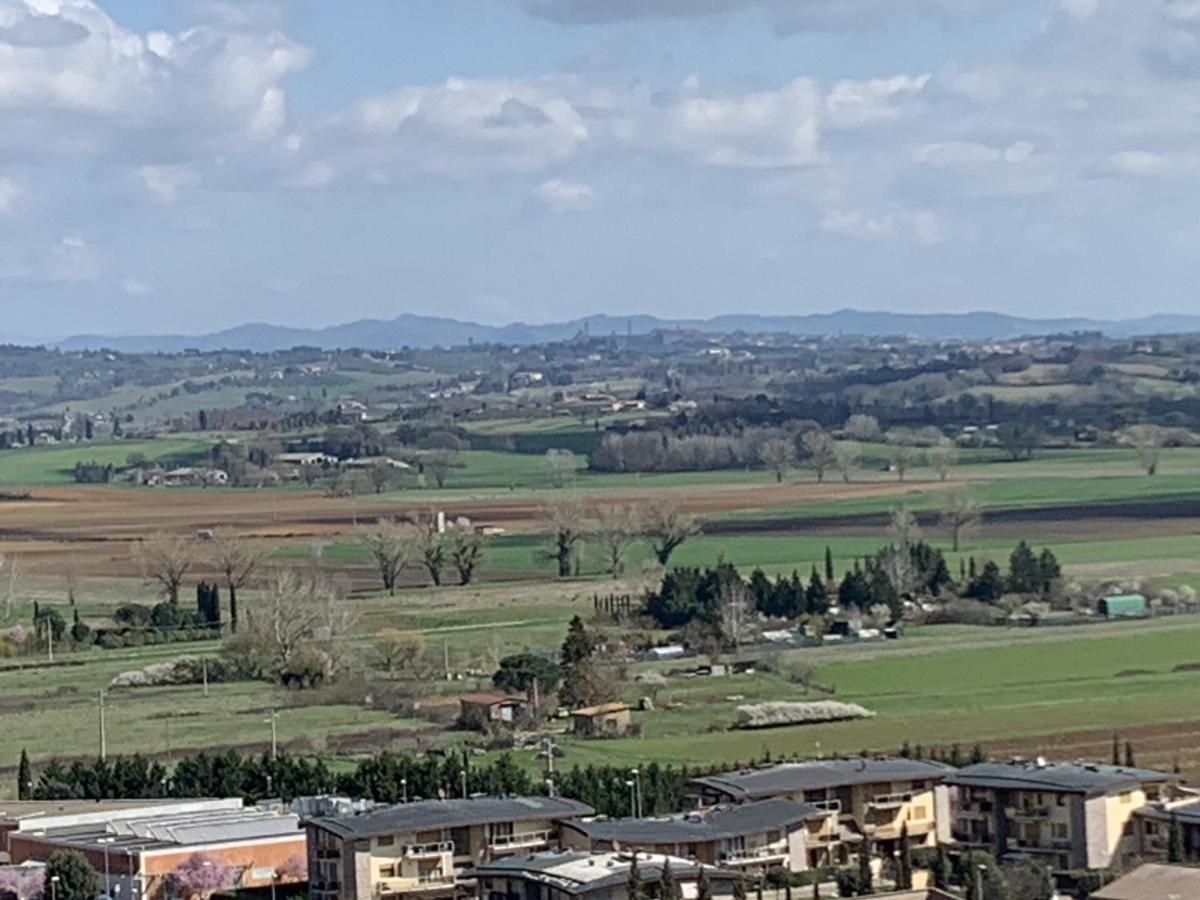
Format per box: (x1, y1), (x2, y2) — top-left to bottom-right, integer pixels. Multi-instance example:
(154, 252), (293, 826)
(443, 640), (450, 680)
(267, 708), (278, 761)
(98, 690), (107, 761)
(47, 626), (53, 663)
(201, 658), (209, 697)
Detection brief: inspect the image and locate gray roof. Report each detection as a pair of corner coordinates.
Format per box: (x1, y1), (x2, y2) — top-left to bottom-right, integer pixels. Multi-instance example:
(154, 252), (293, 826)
(1135, 799), (1200, 826)
(946, 761), (1174, 797)
(563, 799), (821, 844)
(470, 851), (736, 896)
(310, 796), (594, 839)
(1091, 863), (1200, 900)
(690, 759), (953, 801)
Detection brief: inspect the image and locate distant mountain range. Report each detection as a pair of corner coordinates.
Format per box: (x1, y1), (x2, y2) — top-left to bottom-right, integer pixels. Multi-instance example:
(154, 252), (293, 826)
(46, 309), (1200, 353)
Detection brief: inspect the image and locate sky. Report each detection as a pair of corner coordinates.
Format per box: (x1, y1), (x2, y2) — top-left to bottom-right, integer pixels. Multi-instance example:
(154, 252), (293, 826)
(1, 0), (1199, 339)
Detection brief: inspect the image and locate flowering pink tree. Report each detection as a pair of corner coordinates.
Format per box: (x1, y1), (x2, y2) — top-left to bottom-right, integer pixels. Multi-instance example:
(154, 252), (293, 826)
(0, 866), (46, 900)
(273, 857), (306, 884)
(167, 855), (236, 900)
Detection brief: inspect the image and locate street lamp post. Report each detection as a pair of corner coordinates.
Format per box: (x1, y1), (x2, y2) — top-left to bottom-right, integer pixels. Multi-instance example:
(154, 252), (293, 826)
(401, 777), (408, 803)
(630, 769), (643, 817)
(50, 875), (60, 900)
(624, 780), (636, 817)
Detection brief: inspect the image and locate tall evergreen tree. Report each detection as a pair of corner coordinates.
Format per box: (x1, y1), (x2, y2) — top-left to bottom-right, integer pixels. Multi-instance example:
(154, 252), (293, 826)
(627, 853), (643, 900)
(1112, 734), (1121, 766)
(1169, 812), (1185, 863)
(659, 858), (680, 900)
(857, 833), (873, 894)
(732, 877), (746, 900)
(695, 866), (712, 900)
(824, 546), (834, 583)
(1124, 742), (1136, 768)
(17, 748), (31, 800)
(897, 822), (912, 889)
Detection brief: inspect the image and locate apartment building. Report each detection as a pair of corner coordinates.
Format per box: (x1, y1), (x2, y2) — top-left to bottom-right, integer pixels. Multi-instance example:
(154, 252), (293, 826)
(306, 796), (593, 900)
(946, 759), (1177, 871)
(472, 851), (738, 900)
(559, 799), (821, 873)
(1128, 796), (1200, 863)
(689, 759), (953, 867)
(5, 799), (305, 900)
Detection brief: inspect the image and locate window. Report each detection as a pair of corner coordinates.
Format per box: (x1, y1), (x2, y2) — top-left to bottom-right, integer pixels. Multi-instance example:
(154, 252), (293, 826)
(1051, 824), (1067, 840)
(377, 835), (395, 847)
(1056, 794), (1066, 807)
(379, 866), (396, 879)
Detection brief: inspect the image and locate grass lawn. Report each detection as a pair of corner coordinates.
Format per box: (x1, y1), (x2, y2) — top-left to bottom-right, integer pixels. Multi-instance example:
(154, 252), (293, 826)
(0, 439), (209, 485)
(551, 617), (1200, 770)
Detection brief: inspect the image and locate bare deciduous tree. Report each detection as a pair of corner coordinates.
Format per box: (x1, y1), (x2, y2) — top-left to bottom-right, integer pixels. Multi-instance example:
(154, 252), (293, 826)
(757, 438), (795, 483)
(415, 513), (448, 585)
(132, 534), (194, 604)
(544, 448), (578, 489)
(375, 628), (425, 676)
(844, 414), (882, 442)
(449, 527), (485, 585)
(834, 442), (861, 483)
(210, 529), (268, 631)
(718, 579), (754, 651)
(543, 497), (587, 578)
(360, 518), (417, 596)
(1125, 424), (1164, 476)
(592, 503), (643, 578)
(644, 499), (700, 566)
(798, 430), (838, 482)
(887, 441), (917, 482)
(926, 440), (959, 481)
(424, 450), (456, 488)
(939, 489), (982, 552)
(368, 460), (393, 494)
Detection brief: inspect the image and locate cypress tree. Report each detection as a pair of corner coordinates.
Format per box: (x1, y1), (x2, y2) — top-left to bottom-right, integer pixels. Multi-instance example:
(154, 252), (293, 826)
(1169, 813), (1185, 863)
(696, 866), (712, 900)
(627, 853), (643, 900)
(824, 546), (834, 582)
(660, 858), (680, 900)
(1124, 742), (1136, 768)
(17, 748), (31, 800)
(858, 833), (873, 894)
(1112, 734), (1121, 766)
(732, 877), (746, 900)
(898, 822), (912, 889)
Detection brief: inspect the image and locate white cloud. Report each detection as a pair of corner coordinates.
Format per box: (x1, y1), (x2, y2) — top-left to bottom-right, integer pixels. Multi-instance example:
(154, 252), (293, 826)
(139, 165), (199, 203)
(1107, 150), (1193, 177)
(1060, 0), (1099, 21)
(534, 177), (595, 211)
(120, 276), (153, 296)
(913, 140), (1035, 167)
(0, 176), (19, 213)
(825, 74), (929, 128)
(820, 208), (894, 239)
(0, 235), (100, 284)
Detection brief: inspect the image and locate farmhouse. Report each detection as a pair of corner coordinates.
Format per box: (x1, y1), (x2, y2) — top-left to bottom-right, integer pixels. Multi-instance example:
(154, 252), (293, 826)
(5, 798), (306, 900)
(471, 851), (738, 900)
(306, 796), (593, 900)
(459, 693), (528, 731)
(559, 799), (822, 873)
(946, 758), (1178, 870)
(690, 759), (952, 869)
(569, 703), (634, 738)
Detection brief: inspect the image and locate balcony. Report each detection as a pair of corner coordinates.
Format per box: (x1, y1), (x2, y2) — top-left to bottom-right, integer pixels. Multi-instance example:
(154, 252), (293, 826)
(722, 846), (789, 865)
(812, 800), (842, 815)
(375, 874), (455, 896)
(867, 792), (913, 810)
(1006, 806), (1051, 820)
(488, 830), (551, 851)
(404, 842), (454, 858)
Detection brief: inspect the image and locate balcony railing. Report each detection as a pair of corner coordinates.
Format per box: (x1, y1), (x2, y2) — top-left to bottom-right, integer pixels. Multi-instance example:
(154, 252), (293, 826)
(867, 792), (913, 810)
(812, 800), (842, 814)
(404, 842), (454, 858)
(489, 830), (551, 850)
(1006, 806), (1051, 820)
(722, 846), (789, 863)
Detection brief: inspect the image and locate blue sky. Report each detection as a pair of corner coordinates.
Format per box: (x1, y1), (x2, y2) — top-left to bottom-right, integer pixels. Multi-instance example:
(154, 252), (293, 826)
(0, 0), (1197, 338)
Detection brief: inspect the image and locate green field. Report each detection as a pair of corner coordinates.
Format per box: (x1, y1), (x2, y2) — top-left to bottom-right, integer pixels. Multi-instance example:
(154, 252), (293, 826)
(0, 439), (209, 485)
(550, 616), (1200, 770)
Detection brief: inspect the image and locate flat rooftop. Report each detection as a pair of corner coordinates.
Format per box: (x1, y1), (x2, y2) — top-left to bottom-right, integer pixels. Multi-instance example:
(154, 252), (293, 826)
(16, 806), (301, 854)
(472, 851), (733, 896)
(946, 761), (1175, 797)
(565, 799), (821, 844)
(691, 759), (953, 801)
(311, 796), (594, 840)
